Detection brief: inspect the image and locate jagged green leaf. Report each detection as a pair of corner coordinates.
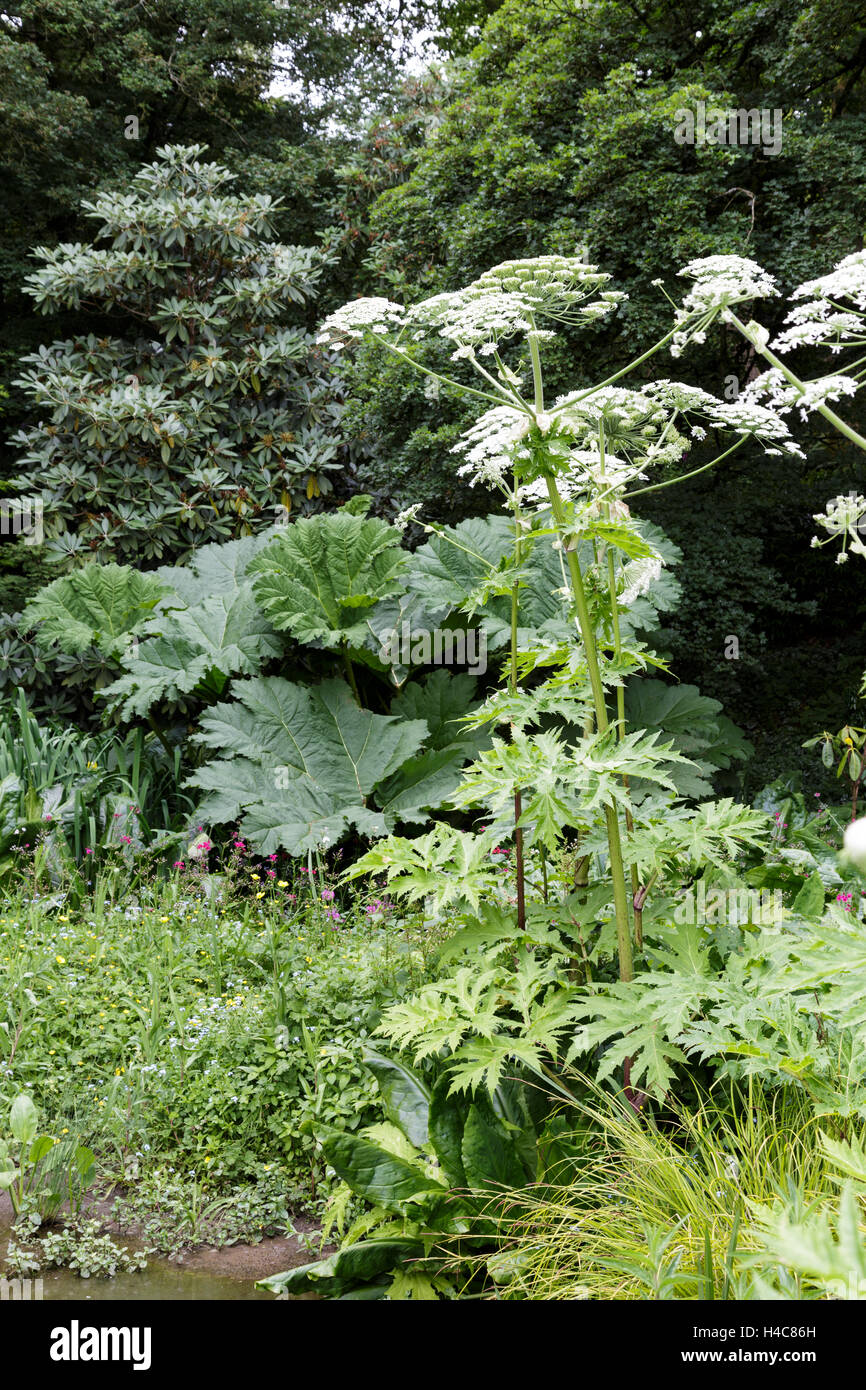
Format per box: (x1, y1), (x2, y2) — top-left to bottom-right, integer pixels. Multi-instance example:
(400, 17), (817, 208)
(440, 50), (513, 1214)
(248, 512), (407, 648)
(23, 564), (168, 657)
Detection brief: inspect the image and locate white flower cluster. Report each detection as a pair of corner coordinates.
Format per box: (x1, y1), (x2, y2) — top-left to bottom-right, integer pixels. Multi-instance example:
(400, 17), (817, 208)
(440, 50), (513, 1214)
(469, 256), (626, 322)
(742, 368), (859, 420)
(811, 493), (866, 564)
(642, 379), (804, 457)
(770, 252), (866, 354)
(620, 554), (664, 605)
(316, 257), (626, 366)
(517, 449), (644, 508)
(671, 255), (778, 357)
(702, 399), (803, 455)
(792, 250), (866, 312)
(393, 502), (423, 531)
(555, 385), (678, 452)
(452, 404), (534, 487)
(406, 256), (625, 359)
(769, 254), (866, 358)
(316, 296), (407, 348)
(409, 290), (534, 357)
(773, 304), (865, 354)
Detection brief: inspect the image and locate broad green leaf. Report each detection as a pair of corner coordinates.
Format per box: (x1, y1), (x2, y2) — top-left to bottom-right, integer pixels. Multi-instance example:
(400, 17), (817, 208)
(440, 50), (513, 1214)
(376, 671), (489, 824)
(461, 1105), (527, 1191)
(362, 1048), (431, 1148)
(427, 1077), (467, 1187)
(0, 1164), (19, 1190)
(625, 679), (752, 798)
(28, 1135), (55, 1163)
(407, 515), (513, 610)
(248, 512), (407, 648)
(378, 745), (475, 826)
(792, 870), (826, 921)
(386, 1270), (441, 1300)
(104, 589), (281, 718)
(23, 564), (168, 657)
(318, 1127), (446, 1211)
(820, 1130), (866, 1184)
(156, 533), (276, 608)
(188, 677), (427, 855)
(74, 1145), (96, 1181)
(257, 1238), (422, 1295)
(10, 1094), (37, 1144)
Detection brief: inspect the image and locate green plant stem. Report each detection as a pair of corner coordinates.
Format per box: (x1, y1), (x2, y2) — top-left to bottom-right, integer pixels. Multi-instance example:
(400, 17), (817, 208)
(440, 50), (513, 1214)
(543, 470), (634, 983)
(599, 424), (642, 952)
(146, 715), (174, 763)
(510, 473), (527, 935)
(374, 332), (517, 410)
(342, 650), (361, 703)
(727, 311), (866, 453)
(625, 436), (747, 499)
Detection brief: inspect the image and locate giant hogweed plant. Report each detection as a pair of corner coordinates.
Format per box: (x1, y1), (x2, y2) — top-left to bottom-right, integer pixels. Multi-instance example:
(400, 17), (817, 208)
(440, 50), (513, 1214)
(323, 255), (798, 1094)
(665, 253), (866, 800)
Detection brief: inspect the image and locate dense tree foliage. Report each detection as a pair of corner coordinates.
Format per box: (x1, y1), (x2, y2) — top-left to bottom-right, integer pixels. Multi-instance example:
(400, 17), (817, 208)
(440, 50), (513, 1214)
(325, 0), (866, 784)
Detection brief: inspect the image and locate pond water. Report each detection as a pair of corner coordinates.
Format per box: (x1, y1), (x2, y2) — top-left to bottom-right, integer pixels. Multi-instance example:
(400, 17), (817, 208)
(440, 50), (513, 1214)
(34, 1261), (279, 1301)
(0, 1202), (316, 1301)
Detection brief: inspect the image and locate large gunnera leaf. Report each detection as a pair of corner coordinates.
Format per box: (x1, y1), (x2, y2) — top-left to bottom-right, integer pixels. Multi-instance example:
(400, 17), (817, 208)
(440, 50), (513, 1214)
(625, 678), (752, 799)
(376, 671), (489, 824)
(155, 533), (276, 609)
(23, 564), (169, 657)
(247, 511), (407, 648)
(103, 589), (282, 717)
(186, 676), (429, 854)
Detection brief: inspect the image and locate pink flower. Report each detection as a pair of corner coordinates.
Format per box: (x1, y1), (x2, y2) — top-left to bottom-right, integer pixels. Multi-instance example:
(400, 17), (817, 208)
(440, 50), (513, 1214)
(173, 860), (185, 869)
(321, 888), (335, 902)
(84, 848), (93, 855)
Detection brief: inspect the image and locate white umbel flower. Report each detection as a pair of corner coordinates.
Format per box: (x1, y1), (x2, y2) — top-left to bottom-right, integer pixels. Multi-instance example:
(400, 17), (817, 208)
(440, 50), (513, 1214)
(671, 255), (778, 357)
(317, 297), (406, 348)
(843, 817), (866, 871)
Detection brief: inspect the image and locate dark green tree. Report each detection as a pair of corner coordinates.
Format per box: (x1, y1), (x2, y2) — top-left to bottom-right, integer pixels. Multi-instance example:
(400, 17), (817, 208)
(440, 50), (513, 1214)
(331, 0), (866, 784)
(10, 144), (351, 569)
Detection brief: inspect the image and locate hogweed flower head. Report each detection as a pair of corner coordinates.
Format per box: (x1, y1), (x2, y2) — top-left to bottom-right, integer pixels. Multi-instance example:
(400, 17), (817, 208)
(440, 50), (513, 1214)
(772, 252), (866, 354)
(643, 379), (804, 458)
(671, 255), (778, 357)
(317, 297), (407, 349)
(467, 255), (625, 324)
(812, 493), (866, 564)
(742, 368), (859, 421)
